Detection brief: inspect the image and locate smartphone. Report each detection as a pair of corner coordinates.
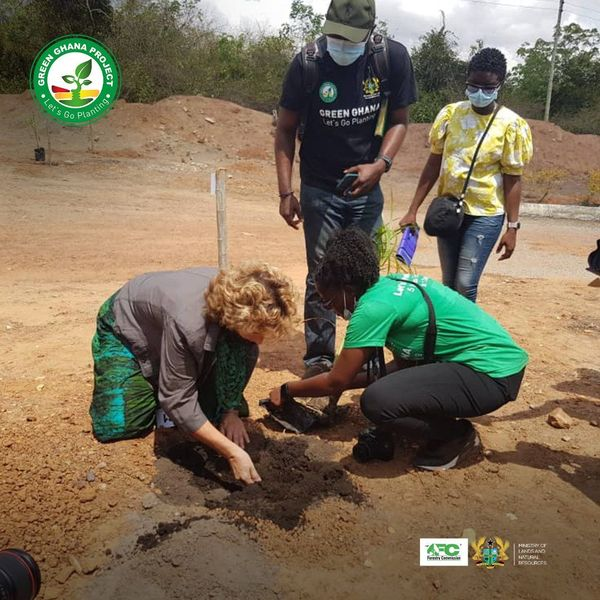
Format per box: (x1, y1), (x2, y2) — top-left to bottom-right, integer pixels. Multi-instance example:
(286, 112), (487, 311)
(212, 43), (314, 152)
(396, 225), (419, 266)
(335, 172), (359, 196)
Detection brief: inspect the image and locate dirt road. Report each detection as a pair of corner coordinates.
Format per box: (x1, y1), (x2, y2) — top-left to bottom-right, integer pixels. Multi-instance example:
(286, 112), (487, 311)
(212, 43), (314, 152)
(0, 94), (598, 600)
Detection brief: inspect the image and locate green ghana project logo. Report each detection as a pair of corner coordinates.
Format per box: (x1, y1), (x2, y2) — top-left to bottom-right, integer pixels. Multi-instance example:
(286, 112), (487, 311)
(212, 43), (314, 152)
(319, 81), (338, 104)
(30, 35), (121, 126)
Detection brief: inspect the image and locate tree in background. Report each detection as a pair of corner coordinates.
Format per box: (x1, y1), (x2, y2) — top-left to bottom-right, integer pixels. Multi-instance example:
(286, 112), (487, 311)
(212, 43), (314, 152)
(511, 23), (600, 120)
(279, 0), (323, 50)
(0, 0), (113, 92)
(410, 21), (466, 122)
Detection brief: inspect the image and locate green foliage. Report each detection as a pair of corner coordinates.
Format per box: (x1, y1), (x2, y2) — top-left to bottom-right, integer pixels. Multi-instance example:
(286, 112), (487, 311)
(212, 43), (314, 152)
(279, 0), (323, 50)
(411, 26), (465, 94)
(0, 0), (598, 134)
(0, 0), (112, 93)
(512, 23), (600, 117)
(409, 25), (465, 123)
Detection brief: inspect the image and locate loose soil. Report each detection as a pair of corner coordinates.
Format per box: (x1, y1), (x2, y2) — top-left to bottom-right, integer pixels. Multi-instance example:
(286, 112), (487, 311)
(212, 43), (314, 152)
(0, 93), (599, 600)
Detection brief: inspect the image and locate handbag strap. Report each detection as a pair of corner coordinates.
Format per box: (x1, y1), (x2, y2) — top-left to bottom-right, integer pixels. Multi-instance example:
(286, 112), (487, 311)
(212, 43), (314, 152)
(376, 277), (437, 377)
(459, 104), (502, 200)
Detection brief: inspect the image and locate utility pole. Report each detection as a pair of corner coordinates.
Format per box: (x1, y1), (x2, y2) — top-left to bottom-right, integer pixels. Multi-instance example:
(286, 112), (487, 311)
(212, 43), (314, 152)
(544, 0), (564, 122)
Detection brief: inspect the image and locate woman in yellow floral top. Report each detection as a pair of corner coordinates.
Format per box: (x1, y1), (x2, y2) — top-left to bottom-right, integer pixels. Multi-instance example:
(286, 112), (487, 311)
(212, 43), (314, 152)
(400, 48), (533, 302)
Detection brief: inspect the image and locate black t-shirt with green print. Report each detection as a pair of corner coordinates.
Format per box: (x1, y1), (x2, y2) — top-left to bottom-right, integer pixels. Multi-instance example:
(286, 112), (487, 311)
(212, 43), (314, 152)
(279, 38), (417, 193)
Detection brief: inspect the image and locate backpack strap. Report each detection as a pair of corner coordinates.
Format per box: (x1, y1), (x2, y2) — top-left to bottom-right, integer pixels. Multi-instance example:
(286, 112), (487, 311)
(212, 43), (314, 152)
(301, 36), (325, 98)
(298, 36), (326, 141)
(368, 32), (390, 98)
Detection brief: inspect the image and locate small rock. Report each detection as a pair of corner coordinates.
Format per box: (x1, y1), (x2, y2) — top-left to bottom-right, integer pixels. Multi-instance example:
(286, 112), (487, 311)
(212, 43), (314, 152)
(204, 488), (228, 503)
(69, 555), (83, 575)
(86, 469), (96, 482)
(590, 420), (598, 427)
(98, 483), (107, 491)
(171, 556), (182, 567)
(26, 415), (37, 422)
(56, 565), (75, 584)
(81, 557), (100, 574)
(44, 586), (61, 599)
(204, 117), (215, 124)
(137, 473), (147, 481)
(561, 435), (571, 442)
(448, 490), (460, 499)
(485, 464), (500, 474)
(462, 528), (476, 545)
(79, 488), (97, 503)
(63, 160), (76, 165)
(142, 492), (159, 509)
(547, 408), (573, 429)
(506, 512), (518, 521)
(108, 498), (118, 507)
(387, 526), (396, 534)
(364, 559), (373, 568)
(432, 580), (441, 590)
(36, 383), (45, 391)
(97, 461), (108, 469)
(483, 449), (493, 457)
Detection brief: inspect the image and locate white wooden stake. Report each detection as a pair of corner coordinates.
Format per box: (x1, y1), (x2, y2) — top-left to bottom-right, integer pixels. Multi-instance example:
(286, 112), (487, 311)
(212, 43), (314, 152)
(215, 168), (228, 269)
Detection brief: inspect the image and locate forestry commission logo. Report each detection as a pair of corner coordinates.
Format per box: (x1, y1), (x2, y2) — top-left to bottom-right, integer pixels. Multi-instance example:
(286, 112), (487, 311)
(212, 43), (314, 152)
(30, 35), (120, 126)
(419, 538), (469, 567)
(319, 81), (337, 104)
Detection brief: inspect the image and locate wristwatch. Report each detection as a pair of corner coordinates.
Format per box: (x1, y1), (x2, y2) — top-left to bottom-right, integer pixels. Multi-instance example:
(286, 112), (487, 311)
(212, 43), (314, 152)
(376, 154), (393, 173)
(507, 221), (521, 230)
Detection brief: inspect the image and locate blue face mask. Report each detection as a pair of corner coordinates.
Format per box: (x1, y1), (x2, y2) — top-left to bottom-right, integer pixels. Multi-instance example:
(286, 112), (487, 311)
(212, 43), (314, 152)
(466, 87), (498, 108)
(326, 36), (366, 66)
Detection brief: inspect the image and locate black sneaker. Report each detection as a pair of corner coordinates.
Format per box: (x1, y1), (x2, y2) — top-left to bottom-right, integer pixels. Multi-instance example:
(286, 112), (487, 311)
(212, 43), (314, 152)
(413, 421), (480, 471)
(352, 428), (395, 462)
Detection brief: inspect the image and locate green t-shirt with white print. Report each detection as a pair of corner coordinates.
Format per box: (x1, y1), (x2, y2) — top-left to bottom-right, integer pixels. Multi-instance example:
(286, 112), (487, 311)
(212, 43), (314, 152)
(343, 275), (528, 379)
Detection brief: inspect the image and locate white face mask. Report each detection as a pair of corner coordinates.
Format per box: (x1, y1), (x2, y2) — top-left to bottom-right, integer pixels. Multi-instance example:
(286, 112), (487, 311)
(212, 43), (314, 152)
(326, 36), (366, 66)
(342, 290), (354, 321)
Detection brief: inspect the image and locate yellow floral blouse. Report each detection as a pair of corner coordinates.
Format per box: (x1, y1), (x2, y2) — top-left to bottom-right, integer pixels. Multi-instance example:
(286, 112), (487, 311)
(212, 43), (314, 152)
(429, 101), (533, 216)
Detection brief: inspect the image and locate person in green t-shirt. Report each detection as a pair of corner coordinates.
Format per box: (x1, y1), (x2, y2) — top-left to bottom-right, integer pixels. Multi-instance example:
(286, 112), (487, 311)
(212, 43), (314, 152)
(269, 227), (528, 471)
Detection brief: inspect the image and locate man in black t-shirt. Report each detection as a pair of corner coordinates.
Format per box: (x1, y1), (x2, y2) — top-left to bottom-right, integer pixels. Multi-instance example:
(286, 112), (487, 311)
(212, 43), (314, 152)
(275, 0), (417, 376)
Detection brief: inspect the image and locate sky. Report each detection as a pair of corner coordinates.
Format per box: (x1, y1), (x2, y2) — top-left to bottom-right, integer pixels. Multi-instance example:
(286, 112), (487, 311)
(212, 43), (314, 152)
(205, 0), (600, 65)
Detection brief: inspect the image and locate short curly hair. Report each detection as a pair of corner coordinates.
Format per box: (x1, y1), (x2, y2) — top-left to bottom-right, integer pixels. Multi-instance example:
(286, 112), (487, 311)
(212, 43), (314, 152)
(204, 262), (298, 339)
(468, 47), (507, 81)
(315, 227), (379, 296)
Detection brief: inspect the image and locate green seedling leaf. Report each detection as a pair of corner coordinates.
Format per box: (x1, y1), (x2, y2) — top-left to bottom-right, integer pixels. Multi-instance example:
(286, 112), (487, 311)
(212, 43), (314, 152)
(62, 75), (75, 83)
(82, 79), (92, 85)
(76, 59), (92, 80)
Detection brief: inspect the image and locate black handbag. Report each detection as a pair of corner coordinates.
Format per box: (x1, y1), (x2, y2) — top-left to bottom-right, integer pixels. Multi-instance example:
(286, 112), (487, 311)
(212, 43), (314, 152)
(424, 105), (502, 238)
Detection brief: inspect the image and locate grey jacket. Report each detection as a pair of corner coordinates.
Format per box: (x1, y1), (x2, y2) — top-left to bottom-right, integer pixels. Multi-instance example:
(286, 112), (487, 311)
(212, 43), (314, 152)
(112, 267), (220, 433)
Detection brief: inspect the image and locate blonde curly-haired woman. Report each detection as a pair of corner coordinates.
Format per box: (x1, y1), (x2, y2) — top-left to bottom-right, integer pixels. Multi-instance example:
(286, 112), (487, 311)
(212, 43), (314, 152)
(89, 264), (297, 485)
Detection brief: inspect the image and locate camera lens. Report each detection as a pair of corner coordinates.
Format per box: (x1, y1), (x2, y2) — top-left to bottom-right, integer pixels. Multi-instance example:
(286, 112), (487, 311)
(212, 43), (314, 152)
(0, 549), (41, 600)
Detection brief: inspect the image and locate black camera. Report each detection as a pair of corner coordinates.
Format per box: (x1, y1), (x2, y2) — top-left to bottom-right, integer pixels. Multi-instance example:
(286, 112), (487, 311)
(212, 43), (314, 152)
(352, 428), (395, 462)
(0, 549), (41, 600)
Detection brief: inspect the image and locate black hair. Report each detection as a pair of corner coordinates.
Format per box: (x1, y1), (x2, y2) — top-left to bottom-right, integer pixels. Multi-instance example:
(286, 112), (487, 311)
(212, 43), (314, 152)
(314, 227), (379, 296)
(468, 47), (507, 81)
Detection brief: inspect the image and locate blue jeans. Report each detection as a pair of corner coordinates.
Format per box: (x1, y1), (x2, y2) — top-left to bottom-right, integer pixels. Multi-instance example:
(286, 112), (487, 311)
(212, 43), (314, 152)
(301, 182), (384, 367)
(437, 213), (505, 302)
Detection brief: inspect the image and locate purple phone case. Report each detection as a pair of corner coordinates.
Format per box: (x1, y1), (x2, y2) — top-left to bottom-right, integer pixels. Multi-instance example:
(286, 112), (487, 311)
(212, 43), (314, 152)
(396, 226), (419, 266)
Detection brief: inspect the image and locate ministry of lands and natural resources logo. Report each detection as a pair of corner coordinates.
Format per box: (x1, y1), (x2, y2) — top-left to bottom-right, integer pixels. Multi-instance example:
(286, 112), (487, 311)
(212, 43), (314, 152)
(30, 35), (120, 126)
